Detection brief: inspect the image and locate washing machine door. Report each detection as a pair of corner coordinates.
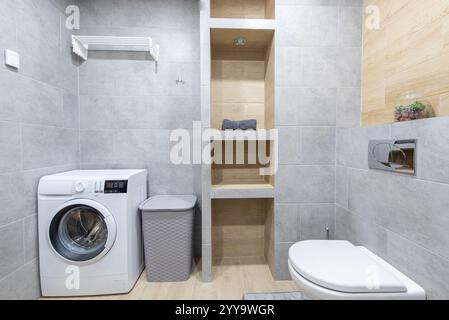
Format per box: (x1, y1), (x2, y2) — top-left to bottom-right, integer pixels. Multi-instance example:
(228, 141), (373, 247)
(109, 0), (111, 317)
(49, 199), (117, 263)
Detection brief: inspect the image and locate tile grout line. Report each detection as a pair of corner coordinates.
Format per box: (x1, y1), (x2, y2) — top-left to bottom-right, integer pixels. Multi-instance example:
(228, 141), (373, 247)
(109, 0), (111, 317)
(335, 203), (449, 265)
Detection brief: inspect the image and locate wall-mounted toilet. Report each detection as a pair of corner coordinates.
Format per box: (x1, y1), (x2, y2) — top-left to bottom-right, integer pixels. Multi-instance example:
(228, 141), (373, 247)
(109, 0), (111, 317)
(288, 241), (426, 300)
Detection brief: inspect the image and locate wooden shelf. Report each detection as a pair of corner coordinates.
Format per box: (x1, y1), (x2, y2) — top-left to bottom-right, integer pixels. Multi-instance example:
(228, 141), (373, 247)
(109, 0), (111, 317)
(210, 18), (275, 30)
(211, 183), (275, 199)
(212, 130), (276, 141)
(209, 3), (276, 201)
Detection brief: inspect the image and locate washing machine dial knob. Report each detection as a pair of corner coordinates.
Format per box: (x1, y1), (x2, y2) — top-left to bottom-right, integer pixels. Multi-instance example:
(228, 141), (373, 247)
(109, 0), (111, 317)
(75, 182), (86, 193)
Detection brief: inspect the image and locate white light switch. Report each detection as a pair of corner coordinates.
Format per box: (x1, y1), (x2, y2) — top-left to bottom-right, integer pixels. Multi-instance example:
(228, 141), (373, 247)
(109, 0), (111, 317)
(4, 49), (20, 69)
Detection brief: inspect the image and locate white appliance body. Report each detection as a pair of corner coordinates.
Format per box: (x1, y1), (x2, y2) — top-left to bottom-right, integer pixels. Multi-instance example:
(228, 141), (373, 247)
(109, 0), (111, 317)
(38, 170), (147, 297)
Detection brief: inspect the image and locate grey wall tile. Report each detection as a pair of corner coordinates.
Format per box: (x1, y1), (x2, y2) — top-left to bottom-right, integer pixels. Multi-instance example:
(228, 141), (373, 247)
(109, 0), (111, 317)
(336, 116), (449, 299)
(20, 165), (78, 219)
(336, 125), (390, 169)
(348, 169), (449, 261)
(77, 0), (116, 28)
(148, 163), (195, 196)
(115, 129), (172, 164)
(385, 230), (449, 300)
(335, 205), (388, 258)
(17, 77), (63, 127)
(201, 85), (211, 128)
(0, 259), (40, 300)
(22, 125), (78, 170)
(80, 96), (116, 130)
(276, 87), (337, 126)
(276, 47), (302, 87)
(48, 0), (73, 12)
(80, 26), (200, 64)
(17, 0), (60, 55)
(278, 126), (301, 165)
(299, 204), (335, 240)
(63, 93), (80, 130)
(338, 0), (363, 6)
(79, 60), (200, 97)
(0, 221), (24, 280)
(0, 122), (21, 173)
(19, 49), (77, 94)
(299, 127), (336, 165)
(0, 166), (75, 229)
(24, 215), (38, 262)
(115, 130), (155, 163)
(274, 242), (294, 281)
(302, 47), (361, 88)
(201, 244), (212, 282)
(0, 71), (66, 127)
(0, 173), (34, 226)
(81, 0), (200, 30)
(80, 130), (116, 164)
(338, 6), (363, 46)
(76, 0), (202, 280)
(276, 165), (335, 203)
(277, 5), (338, 47)
(201, 185), (211, 246)
(337, 87), (361, 128)
(335, 165), (349, 208)
(80, 162), (148, 171)
(16, 0), (77, 92)
(80, 95), (198, 130)
(0, 0), (79, 300)
(117, 95), (197, 129)
(0, 1), (17, 71)
(391, 117), (449, 185)
(275, 204), (300, 243)
(0, 71), (20, 122)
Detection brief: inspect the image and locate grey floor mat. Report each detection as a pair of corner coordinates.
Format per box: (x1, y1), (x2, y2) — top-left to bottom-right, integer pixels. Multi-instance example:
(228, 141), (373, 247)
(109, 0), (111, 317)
(243, 292), (308, 300)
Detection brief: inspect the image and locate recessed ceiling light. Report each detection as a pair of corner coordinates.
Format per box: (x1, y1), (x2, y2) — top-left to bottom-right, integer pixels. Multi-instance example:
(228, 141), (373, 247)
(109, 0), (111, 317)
(233, 36), (247, 47)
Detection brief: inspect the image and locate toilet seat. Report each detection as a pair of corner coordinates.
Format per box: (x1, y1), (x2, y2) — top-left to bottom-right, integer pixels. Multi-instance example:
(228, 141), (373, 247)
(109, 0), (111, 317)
(288, 241), (426, 300)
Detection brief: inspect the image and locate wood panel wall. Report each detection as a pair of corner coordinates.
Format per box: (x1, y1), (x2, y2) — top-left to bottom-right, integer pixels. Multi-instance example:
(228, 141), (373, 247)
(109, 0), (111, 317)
(211, 141), (273, 187)
(264, 36), (275, 129)
(211, 0), (275, 19)
(362, 0), (449, 126)
(212, 199), (274, 267)
(211, 60), (266, 129)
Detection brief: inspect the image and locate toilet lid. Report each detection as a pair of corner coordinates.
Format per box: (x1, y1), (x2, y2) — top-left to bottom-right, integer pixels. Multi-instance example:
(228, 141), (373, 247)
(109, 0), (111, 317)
(289, 241), (407, 294)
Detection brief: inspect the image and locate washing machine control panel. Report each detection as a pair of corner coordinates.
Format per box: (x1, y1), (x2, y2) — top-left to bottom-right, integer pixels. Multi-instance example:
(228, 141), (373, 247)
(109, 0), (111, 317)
(104, 180), (128, 194)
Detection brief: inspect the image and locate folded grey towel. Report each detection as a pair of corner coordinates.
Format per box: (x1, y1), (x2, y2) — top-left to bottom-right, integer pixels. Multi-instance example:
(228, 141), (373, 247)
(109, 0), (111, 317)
(239, 119), (257, 130)
(222, 119), (257, 131)
(222, 119), (239, 130)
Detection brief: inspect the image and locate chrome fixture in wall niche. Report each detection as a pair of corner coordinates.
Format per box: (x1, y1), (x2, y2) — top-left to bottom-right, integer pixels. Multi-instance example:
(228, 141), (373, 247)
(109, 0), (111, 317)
(369, 140), (417, 175)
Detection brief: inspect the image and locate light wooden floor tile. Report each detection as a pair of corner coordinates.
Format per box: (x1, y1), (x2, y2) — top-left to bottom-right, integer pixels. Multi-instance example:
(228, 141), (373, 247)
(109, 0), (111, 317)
(42, 261), (299, 300)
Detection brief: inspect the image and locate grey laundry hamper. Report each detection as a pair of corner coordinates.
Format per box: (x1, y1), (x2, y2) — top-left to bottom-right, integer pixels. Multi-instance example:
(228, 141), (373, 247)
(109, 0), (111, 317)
(139, 195), (197, 282)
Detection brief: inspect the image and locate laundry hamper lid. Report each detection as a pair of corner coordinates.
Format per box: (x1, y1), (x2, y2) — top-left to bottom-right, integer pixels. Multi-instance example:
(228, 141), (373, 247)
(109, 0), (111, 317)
(289, 241), (407, 294)
(139, 195), (197, 212)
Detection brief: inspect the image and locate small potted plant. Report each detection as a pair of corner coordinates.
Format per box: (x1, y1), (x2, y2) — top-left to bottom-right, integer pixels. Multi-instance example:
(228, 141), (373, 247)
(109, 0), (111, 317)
(394, 92), (433, 122)
(395, 101), (432, 122)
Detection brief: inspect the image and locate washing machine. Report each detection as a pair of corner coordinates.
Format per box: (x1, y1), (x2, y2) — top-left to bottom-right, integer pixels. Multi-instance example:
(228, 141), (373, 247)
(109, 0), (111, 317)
(38, 170), (147, 297)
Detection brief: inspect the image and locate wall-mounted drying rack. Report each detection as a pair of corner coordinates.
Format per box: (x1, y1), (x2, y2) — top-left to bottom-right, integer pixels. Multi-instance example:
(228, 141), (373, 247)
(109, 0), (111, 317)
(72, 35), (160, 62)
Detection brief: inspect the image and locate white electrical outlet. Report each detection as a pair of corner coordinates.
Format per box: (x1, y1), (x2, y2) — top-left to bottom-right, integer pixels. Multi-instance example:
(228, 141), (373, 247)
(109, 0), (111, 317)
(4, 49), (20, 69)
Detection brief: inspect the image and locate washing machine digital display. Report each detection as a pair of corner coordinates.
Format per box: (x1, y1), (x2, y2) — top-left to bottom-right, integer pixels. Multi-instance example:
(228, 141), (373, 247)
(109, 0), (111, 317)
(104, 180), (128, 193)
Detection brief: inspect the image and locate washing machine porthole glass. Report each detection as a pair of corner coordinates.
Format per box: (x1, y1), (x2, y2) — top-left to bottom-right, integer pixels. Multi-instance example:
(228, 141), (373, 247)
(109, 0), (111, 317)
(50, 205), (109, 262)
